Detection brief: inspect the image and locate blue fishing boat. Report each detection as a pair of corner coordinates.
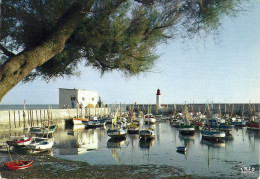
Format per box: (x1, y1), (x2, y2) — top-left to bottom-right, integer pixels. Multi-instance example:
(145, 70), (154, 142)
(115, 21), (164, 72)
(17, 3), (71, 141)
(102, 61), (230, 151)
(200, 105), (226, 141)
(232, 119), (246, 127)
(83, 116), (106, 128)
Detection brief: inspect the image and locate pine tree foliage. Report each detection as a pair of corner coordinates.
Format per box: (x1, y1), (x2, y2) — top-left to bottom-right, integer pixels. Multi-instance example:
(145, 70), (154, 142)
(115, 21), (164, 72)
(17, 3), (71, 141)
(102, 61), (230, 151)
(0, 0), (244, 100)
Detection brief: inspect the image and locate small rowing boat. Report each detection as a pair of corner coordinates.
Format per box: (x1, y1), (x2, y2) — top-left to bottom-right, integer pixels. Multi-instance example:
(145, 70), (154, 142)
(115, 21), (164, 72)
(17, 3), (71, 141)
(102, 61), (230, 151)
(4, 160), (33, 170)
(6, 135), (31, 146)
(176, 146), (186, 153)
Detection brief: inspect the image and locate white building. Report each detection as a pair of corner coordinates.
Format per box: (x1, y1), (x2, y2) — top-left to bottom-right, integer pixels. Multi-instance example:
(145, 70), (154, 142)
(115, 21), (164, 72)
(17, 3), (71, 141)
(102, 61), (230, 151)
(59, 88), (98, 109)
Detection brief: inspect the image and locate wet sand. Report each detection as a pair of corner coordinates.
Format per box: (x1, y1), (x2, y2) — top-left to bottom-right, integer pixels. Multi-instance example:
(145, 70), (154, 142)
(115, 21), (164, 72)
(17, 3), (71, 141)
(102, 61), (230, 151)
(0, 153), (203, 179)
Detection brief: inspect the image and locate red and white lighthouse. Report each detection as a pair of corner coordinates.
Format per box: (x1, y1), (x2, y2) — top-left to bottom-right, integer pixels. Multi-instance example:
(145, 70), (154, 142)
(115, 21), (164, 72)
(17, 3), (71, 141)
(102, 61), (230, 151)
(156, 89), (161, 108)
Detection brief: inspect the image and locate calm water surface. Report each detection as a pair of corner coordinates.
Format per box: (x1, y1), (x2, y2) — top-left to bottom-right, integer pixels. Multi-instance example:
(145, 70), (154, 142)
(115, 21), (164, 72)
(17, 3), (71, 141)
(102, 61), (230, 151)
(1, 119), (259, 178)
(53, 119), (259, 178)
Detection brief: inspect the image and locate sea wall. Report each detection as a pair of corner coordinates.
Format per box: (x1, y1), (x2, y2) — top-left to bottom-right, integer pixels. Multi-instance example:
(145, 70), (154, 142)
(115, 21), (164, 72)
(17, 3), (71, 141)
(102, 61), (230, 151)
(0, 108), (110, 132)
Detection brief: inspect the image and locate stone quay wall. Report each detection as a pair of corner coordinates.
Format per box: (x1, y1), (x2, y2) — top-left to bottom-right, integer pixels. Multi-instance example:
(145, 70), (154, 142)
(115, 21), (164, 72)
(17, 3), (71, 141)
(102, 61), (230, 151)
(0, 108), (110, 132)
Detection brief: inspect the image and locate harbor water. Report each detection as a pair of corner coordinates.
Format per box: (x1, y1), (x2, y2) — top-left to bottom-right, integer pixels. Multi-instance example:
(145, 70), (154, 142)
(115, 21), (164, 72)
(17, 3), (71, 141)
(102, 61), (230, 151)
(0, 118), (258, 178)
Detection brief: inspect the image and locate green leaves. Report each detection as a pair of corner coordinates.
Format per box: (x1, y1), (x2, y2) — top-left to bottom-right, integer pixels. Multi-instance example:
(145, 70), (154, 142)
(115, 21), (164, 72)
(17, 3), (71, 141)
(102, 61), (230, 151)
(0, 0), (245, 82)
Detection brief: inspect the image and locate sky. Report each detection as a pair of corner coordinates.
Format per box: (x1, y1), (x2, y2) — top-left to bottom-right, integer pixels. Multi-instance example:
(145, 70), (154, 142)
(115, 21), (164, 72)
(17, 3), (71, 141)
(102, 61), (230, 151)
(1, 0), (260, 105)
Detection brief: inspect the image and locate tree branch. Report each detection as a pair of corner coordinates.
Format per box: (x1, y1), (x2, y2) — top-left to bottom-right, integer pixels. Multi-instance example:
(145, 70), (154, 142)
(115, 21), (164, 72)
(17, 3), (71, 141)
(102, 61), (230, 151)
(0, 44), (16, 57)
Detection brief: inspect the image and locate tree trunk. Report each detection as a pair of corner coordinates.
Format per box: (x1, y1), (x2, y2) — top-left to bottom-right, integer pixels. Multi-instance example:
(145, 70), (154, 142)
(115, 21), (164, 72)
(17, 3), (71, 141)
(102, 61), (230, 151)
(0, 3), (90, 102)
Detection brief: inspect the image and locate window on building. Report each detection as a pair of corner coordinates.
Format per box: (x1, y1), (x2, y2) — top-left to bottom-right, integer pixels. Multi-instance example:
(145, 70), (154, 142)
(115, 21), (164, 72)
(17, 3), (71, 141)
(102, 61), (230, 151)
(82, 97), (85, 101)
(71, 97), (76, 101)
(92, 98), (94, 101)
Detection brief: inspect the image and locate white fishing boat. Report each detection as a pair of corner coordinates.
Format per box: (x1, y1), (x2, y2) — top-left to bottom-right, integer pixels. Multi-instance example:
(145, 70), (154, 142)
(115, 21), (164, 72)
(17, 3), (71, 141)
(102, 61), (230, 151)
(144, 106), (156, 124)
(27, 137), (54, 150)
(72, 116), (89, 125)
(144, 114), (156, 124)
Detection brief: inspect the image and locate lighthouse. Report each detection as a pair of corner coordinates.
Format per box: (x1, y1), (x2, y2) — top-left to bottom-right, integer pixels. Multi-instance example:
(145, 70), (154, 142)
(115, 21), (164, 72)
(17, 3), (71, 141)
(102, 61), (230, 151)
(156, 89), (161, 108)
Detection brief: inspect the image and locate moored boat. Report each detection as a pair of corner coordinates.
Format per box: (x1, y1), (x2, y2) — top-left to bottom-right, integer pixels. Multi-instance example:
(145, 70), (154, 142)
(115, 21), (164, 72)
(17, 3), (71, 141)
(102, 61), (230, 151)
(127, 119), (140, 134)
(218, 122), (233, 132)
(176, 146), (186, 153)
(246, 121), (260, 130)
(83, 116), (106, 128)
(178, 104), (195, 135)
(27, 138), (54, 150)
(144, 114), (156, 124)
(30, 124), (57, 135)
(72, 116), (89, 125)
(232, 119), (246, 127)
(139, 128), (155, 140)
(171, 119), (181, 127)
(6, 135), (31, 146)
(4, 160), (33, 170)
(200, 104), (226, 141)
(200, 128), (226, 141)
(107, 111), (127, 139)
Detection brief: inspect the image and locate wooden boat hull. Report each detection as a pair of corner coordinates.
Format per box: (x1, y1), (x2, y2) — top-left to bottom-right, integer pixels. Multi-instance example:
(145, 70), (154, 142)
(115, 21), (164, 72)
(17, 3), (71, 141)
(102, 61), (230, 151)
(144, 114), (156, 124)
(30, 124), (57, 135)
(107, 129), (127, 139)
(27, 140), (54, 150)
(73, 117), (89, 125)
(246, 122), (260, 130)
(6, 137), (31, 146)
(140, 129), (155, 139)
(144, 117), (156, 124)
(201, 129), (226, 141)
(4, 160), (33, 170)
(179, 125), (195, 135)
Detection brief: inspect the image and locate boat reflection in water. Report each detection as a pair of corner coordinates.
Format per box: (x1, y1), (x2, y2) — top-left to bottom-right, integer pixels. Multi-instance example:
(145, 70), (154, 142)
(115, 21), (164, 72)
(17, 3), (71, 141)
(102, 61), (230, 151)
(200, 140), (225, 148)
(58, 129), (98, 155)
(107, 138), (129, 164)
(107, 138), (128, 148)
(139, 138), (155, 149)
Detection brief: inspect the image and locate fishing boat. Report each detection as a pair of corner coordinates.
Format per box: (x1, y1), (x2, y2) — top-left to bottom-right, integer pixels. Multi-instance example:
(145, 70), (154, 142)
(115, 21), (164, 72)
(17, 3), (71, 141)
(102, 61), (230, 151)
(246, 121), (260, 130)
(179, 104), (195, 135)
(30, 124), (57, 135)
(200, 105), (226, 141)
(143, 114), (156, 124)
(200, 128), (226, 141)
(107, 111), (127, 139)
(171, 119), (181, 127)
(27, 138), (54, 150)
(144, 106), (156, 124)
(72, 116), (89, 125)
(127, 119), (140, 134)
(232, 118), (246, 127)
(6, 135), (31, 146)
(232, 105), (246, 127)
(83, 116), (106, 128)
(139, 128), (155, 140)
(4, 160), (33, 170)
(218, 121), (233, 132)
